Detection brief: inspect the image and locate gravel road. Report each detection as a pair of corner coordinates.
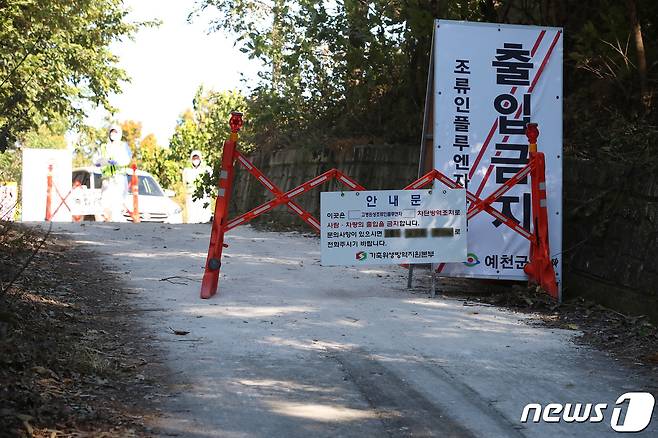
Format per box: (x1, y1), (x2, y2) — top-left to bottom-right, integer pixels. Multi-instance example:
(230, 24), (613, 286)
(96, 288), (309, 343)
(52, 222), (657, 437)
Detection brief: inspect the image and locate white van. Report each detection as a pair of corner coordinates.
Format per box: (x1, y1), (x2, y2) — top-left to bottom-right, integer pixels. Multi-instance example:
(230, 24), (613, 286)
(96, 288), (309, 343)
(71, 167), (183, 223)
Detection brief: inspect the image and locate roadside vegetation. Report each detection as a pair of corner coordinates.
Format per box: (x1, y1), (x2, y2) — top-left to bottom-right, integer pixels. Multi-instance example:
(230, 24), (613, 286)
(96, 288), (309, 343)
(3, 1), (657, 198)
(98, 0), (658, 203)
(0, 222), (164, 436)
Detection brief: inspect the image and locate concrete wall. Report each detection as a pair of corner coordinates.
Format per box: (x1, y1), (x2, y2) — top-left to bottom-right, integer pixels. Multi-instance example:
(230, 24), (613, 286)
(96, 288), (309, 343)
(230, 147), (658, 320)
(564, 157), (658, 321)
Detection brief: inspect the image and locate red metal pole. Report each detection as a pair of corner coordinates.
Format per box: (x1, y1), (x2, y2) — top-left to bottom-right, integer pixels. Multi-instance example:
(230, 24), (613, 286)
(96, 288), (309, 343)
(523, 123), (558, 299)
(224, 169), (336, 232)
(131, 162), (140, 223)
(45, 164), (53, 221)
(72, 180), (82, 222)
(200, 111), (243, 299)
(234, 151), (321, 231)
(404, 168), (534, 241)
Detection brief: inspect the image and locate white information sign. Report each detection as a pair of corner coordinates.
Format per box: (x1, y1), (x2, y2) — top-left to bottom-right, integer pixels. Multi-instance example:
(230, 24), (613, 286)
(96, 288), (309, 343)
(321, 189), (466, 266)
(433, 20), (562, 285)
(70, 188), (101, 216)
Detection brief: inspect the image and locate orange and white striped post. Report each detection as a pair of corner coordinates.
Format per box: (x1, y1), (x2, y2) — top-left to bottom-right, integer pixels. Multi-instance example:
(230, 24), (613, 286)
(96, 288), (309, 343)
(200, 111), (243, 299)
(523, 123), (559, 300)
(130, 162), (140, 223)
(45, 164), (53, 221)
(72, 180), (82, 222)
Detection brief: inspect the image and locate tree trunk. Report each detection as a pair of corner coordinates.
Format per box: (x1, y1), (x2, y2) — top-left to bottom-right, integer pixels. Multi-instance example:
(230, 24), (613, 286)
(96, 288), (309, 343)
(271, 0), (285, 91)
(626, 0), (651, 113)
(430, 0), (440, 18)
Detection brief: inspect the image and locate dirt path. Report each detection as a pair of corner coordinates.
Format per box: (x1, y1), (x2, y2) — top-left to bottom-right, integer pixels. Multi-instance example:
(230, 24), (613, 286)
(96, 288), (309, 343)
(52, 222), (657, 437)
(0, 223), (165, 437)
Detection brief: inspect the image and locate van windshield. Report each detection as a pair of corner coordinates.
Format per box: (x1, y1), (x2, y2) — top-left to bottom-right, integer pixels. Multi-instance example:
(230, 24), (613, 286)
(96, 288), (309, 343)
(125, 175), (164, 196)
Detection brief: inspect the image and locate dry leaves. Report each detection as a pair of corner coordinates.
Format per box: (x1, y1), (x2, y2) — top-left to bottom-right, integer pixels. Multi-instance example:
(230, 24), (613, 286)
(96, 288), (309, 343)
(0, 223), (163, 436)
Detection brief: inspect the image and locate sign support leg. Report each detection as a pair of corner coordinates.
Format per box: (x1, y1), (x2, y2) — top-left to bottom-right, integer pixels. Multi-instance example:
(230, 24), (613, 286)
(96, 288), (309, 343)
(430, 263), (437, 297)
(407, 265), (414, 289)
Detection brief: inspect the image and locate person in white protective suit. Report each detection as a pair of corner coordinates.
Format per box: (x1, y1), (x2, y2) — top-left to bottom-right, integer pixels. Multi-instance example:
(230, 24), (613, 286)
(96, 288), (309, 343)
(182, 150), (212, 223)
(93, 125), (132, 221)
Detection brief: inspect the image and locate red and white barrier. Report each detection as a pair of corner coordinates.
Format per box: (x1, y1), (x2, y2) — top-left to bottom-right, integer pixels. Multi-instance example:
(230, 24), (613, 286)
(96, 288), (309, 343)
(45, 163), (73, 221)
(46, 160), (141, 223)
(201, 114), (558, 300)
(23, 149), (71, 222)
(523, 123), (558, 296)
(128, 162), (140, 223)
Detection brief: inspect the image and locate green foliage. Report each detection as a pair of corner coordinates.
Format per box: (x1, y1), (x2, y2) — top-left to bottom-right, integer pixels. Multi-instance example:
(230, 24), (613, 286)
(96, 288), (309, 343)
(72, 124), (106, 167)
(169, 87), (250, 162)
(194, 0), (495, 148)
(140, 137), (179, 189)
(194, 0), (658, 158)
(0, 0), (155, 151)
(138, 87), (248, 198)
(0, 150), (21, 183)
(0, 150), (20, 220)
(19, 116), (68, 149)
(0, 115), (68, 194)
(121, 120), (143, 156)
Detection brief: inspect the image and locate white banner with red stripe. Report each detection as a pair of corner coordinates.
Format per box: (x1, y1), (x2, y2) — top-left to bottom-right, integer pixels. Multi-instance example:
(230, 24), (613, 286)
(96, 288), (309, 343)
(22, 148), (73, 222)
(433, 20), (562, 283)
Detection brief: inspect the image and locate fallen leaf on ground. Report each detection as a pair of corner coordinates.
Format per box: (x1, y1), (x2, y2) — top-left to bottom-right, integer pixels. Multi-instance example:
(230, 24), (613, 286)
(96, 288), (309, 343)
(169, 327), (190, 335)
(644, 352), (658, 364)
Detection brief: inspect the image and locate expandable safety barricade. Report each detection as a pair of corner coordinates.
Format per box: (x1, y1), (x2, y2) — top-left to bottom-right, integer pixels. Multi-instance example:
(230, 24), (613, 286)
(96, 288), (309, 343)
(200, 114), (558, 300)
(45, 164), (71, 221)
(45, 162), (141, 222)
(129, 162), (140, 223)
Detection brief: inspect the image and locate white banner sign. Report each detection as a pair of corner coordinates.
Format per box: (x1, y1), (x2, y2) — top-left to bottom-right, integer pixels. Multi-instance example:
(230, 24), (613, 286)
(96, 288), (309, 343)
(433, 20), (562, 285)
(321, 189), (466, 266)
(22, 148), (72, 222)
